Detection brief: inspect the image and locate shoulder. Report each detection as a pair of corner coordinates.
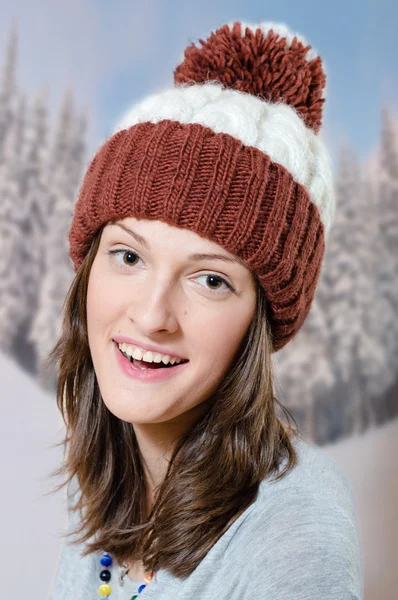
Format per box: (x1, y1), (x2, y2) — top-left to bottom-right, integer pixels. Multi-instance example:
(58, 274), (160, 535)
(229, 435), (364, 599)
(259, 433), (358, 509)
(49, 477), (98, 598)
(256, 434), (361, 542)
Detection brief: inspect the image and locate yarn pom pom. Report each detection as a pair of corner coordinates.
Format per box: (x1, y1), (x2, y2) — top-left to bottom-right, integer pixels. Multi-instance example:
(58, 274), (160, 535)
(174, 21), (326, 134)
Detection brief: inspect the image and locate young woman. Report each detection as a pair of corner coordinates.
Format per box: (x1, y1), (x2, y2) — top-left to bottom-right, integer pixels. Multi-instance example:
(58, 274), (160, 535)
(48, 20), (363, 600)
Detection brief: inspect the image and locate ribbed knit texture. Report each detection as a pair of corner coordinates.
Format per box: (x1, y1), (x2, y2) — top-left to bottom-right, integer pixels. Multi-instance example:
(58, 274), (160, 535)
(68, 119), (325, 352)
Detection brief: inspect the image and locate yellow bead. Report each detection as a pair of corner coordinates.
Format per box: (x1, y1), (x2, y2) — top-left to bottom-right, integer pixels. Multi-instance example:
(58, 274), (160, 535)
(98, 583), (112, 597)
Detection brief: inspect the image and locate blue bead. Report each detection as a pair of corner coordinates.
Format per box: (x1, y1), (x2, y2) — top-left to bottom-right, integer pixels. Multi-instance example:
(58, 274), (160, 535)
(137, 584), (146, 593)
(100, 553), (112, 567)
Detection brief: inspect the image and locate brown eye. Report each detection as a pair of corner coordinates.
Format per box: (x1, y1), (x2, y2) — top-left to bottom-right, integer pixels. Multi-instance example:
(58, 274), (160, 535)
(207, 275), (224, 289)
(122, 251), (139, 266)
(107, 249), (142, 269)
(195, 273), (234, 294)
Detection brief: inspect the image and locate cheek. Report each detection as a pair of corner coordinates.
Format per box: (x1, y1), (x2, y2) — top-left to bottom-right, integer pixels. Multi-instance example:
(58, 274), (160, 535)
(86, 271), (122, 334)
(193, 310), (252, 367)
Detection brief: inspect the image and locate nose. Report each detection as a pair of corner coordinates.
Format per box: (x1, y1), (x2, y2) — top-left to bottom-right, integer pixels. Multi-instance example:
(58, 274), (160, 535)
(126, 280), (180, 335)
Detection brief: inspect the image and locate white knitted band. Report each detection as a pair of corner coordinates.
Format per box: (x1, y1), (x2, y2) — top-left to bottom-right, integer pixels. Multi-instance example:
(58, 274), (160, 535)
(113, 81), (335, 236)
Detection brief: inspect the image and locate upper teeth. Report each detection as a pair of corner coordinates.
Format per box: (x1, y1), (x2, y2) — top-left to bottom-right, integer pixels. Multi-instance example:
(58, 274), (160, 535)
(118, 342), (185, 365)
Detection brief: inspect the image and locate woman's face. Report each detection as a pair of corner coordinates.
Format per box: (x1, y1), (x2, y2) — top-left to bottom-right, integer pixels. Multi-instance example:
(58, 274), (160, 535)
(86, 217), (256, 427)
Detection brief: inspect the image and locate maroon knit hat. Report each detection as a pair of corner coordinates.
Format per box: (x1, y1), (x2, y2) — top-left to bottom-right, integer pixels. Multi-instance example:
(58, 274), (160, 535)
(68, 20), (335, 353)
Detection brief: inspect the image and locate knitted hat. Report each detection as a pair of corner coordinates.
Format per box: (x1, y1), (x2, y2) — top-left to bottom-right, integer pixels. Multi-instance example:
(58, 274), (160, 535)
(68, 20), (335, 353)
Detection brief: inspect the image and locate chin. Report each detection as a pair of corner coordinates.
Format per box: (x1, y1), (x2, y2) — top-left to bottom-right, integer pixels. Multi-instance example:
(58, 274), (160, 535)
(100, 394), (173, 425)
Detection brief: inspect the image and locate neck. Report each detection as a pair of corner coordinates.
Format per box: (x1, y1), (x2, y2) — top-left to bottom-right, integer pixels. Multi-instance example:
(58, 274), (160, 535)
(133, 421), (181, 503)
(132, 398), (213, 499)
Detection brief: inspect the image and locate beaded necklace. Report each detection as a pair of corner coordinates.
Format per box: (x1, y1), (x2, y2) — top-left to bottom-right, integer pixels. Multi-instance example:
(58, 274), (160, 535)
(98, 551), (158, 599)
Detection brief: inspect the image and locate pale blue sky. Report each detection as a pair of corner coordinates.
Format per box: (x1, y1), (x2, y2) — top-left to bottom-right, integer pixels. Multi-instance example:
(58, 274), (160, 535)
(0, 0), (396, 166)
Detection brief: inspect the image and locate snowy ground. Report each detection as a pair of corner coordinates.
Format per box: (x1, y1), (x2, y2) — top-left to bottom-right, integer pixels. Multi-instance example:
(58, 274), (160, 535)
(0, 350), (66, 599)
(1, 350), (397, 599)
(322, 414), (398, 599)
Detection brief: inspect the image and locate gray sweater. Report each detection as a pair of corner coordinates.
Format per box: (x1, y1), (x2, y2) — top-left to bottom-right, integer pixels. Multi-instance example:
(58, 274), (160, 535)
(48, 434), (363, 599)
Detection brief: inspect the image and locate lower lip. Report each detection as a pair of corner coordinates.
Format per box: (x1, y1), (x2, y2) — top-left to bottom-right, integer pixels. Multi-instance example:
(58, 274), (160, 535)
(113, 342), (189, 382)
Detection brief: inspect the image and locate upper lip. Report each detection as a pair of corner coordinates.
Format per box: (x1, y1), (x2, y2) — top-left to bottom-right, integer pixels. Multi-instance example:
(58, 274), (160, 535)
(112, 336), (188, 361)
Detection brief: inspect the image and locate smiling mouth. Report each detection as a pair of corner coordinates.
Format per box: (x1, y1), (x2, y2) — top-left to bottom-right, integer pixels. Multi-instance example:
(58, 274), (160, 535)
(116, 344), (189, 369)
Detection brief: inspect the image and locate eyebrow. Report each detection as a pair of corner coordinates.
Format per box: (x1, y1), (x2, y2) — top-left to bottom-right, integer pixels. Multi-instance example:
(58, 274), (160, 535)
(110, 222), (247, 268)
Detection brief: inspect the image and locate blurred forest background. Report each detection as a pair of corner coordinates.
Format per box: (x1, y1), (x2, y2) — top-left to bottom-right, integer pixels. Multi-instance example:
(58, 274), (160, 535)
(0, 24), (397, 447)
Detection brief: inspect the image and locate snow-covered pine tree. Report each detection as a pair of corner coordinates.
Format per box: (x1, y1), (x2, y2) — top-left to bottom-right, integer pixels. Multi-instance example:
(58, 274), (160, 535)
(322, 141), (362, 384)
(69, 111), (88, 192)
(0, 25), (22, 355)
(44, 89), (74, 200)
(270, 141), (369, 444)
(378, 106), (398, 301)
(0, 93), (27, 355)
(0, 23), (17, 166)
(273, 297), (335, 443)
(304, 141), (368, 440)
(5, 90), (50, 375)
(30, 92), (88, 390)
(374, 106), (398, 381)
(355, 154), (396, 405)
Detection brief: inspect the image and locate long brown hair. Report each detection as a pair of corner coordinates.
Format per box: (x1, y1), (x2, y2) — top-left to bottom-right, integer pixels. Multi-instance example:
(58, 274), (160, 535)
(47, 221), (300, 578)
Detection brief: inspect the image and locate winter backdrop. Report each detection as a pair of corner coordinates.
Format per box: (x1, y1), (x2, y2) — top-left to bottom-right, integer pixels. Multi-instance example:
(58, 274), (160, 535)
(0, 4), (397, 599)
(0, 25), (396, 446)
